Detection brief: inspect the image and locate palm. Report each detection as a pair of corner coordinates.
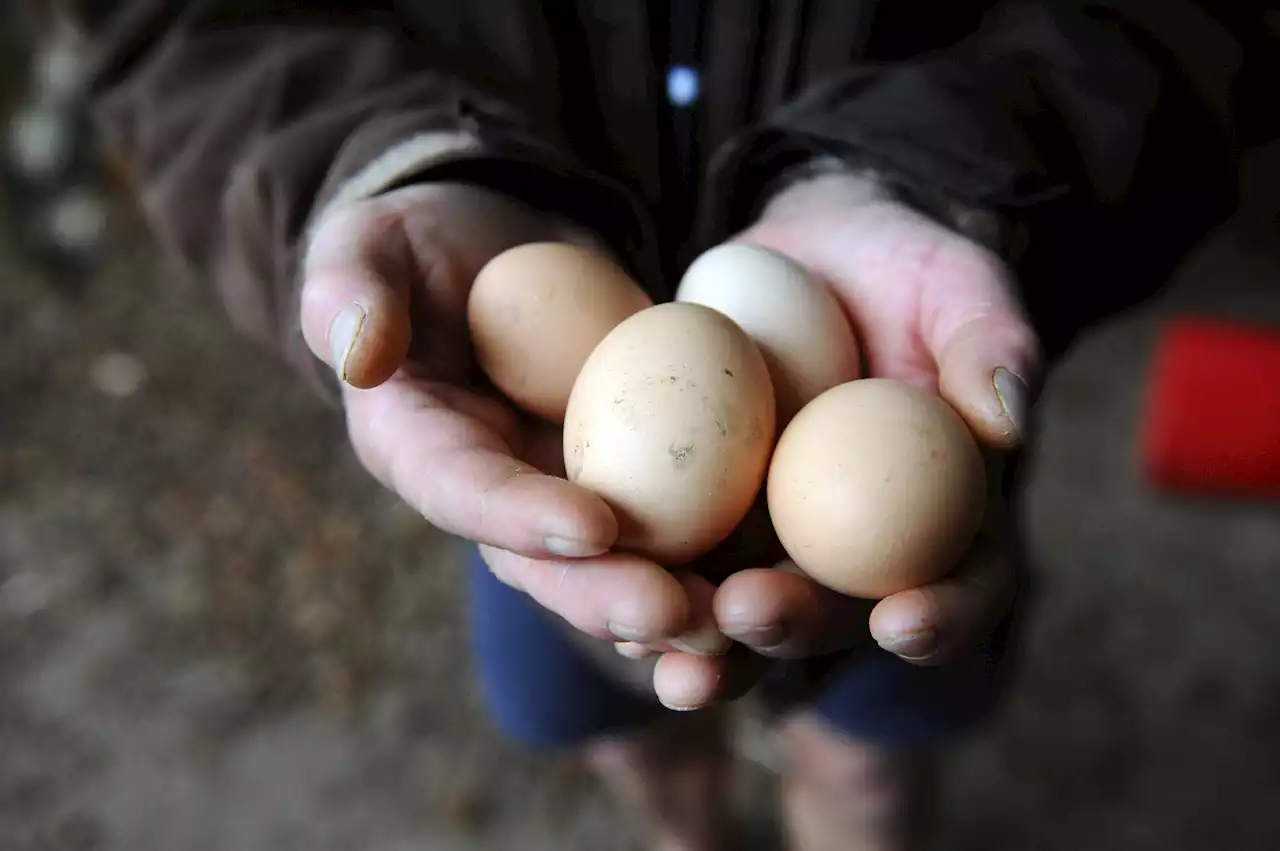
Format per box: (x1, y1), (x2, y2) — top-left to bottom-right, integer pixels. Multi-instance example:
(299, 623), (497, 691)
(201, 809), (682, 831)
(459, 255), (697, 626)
(355, 184), (585, 385)
(302, 184), (695, 677)
(685, 175), (1039, 676)
(739, 198), (1015, 394)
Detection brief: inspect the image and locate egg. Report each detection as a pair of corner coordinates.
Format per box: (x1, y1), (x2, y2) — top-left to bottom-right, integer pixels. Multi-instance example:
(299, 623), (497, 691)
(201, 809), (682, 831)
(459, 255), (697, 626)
(563, 302), (776, 565)
(767, 379), (986, 598)
(467, 242), (653, 422)
(675, 243), (861, 423)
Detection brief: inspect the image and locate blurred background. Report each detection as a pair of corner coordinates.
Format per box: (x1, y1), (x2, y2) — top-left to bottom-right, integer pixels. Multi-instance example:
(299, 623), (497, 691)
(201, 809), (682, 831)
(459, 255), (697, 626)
(2, 5), (1279, 850)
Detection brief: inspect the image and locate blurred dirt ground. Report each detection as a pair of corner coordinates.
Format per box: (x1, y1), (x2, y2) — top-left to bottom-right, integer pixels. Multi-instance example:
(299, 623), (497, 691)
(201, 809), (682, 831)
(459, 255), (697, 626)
(3, 45), (1280, 847)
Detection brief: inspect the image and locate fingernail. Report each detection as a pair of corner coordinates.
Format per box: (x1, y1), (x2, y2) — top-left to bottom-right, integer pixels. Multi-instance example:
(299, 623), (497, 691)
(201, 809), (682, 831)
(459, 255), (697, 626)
(878, 629), (937, 660)
(543, 536), (606, 558)
(992, 367), (1028, 439)
(669, 623), (731, 656)
(608, 621), (653, 643)
(615, 642), (654, 660)
(660, 701), (699, 713)
(723, 624), (787, 650)
(329, 302), (365, 382)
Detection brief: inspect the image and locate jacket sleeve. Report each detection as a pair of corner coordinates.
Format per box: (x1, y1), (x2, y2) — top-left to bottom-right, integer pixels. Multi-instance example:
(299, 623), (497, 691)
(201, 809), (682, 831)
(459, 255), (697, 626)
(68, 0), (651, 396)
(704, 1), (1258, 357)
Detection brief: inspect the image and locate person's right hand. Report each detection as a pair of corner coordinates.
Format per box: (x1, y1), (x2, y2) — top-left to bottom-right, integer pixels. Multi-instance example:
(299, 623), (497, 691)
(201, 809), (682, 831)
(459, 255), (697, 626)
(299, 183), (694, 647)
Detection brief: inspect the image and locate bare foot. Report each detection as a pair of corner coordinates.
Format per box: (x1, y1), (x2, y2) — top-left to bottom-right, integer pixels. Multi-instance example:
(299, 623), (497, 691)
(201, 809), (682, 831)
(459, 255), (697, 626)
(585, 709), (734, 851)
(778, 713), (938, 851)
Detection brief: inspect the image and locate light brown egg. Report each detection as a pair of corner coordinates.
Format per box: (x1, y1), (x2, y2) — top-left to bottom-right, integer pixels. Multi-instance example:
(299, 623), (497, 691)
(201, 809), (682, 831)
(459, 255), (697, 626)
(767, 379), (986, 598)
(563, 302), (776, 565)
(467, 242), (652, 423)
(676, 243), (861, 424)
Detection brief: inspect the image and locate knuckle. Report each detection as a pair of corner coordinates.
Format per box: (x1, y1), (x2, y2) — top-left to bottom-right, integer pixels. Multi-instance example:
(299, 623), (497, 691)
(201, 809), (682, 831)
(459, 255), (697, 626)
(472, 460), (531, 528)
(297, 270), (328, 315)
(305, 209), (363, 271)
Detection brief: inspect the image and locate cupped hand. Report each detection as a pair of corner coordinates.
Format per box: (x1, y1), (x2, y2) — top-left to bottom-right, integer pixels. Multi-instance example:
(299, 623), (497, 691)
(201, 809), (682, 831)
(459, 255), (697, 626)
(299, 183), (692, 647)
(723, 171), (1039, 663)
(646, 171), (1040, 709)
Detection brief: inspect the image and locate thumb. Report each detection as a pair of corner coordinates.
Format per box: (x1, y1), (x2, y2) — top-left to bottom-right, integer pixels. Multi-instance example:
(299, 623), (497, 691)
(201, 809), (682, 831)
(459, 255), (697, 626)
(300, 208), (414, 389)
(934, 314), (1040, 450)
(920, 247), (1041, 449)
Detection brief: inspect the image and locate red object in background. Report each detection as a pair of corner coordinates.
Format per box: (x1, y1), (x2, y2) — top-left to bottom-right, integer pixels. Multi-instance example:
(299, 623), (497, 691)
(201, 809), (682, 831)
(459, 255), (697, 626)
(1141, 317), (1280, 499)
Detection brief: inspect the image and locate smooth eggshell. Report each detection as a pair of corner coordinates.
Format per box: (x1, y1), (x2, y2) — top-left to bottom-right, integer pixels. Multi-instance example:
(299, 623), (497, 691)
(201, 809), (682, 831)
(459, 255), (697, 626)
(563, 302), (776, 565)
(468, 242), (652, 422)
(767, 379), (986, 598)
(676, 243), (861, 423)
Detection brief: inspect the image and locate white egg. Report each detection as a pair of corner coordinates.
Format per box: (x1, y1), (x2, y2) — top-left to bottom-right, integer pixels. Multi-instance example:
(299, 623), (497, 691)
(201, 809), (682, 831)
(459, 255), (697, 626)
(676, 243), (861, 423)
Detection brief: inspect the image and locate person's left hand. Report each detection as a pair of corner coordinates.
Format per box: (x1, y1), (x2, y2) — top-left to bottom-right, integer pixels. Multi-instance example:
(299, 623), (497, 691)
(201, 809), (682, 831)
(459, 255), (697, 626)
(641, 171), (1041, 711)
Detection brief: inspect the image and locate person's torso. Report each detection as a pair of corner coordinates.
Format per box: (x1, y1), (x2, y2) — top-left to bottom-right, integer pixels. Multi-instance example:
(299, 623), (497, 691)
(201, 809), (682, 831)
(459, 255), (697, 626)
(394, 0), (992, 271)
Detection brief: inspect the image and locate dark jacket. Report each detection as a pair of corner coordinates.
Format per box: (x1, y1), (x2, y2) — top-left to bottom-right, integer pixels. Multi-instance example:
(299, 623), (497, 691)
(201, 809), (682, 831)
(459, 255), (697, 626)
(53, 0), (1275, 698)
(64, 0), (1275, 398)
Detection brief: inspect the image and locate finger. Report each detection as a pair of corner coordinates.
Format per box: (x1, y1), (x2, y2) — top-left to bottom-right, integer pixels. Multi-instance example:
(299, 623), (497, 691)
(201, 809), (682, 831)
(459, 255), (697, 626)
(935, 317), (1040, 450)
(666, 572), (731, 656)
(479, 545), (691, 644)
(921, 250), (1041, 449)
(714, 564), (875, 659)
(348, 378), (617, 557)
(652, 645), (769, 711)
(615, 642), (656, 660)
(868, 540), (1015, 666)
(621, 572), (730, 657)
(301, 209), (414, 388)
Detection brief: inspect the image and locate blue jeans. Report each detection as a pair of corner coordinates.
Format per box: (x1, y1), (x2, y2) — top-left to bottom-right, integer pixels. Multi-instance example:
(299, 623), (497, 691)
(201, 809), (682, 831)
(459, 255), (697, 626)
(466, 547), (1008, 750)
